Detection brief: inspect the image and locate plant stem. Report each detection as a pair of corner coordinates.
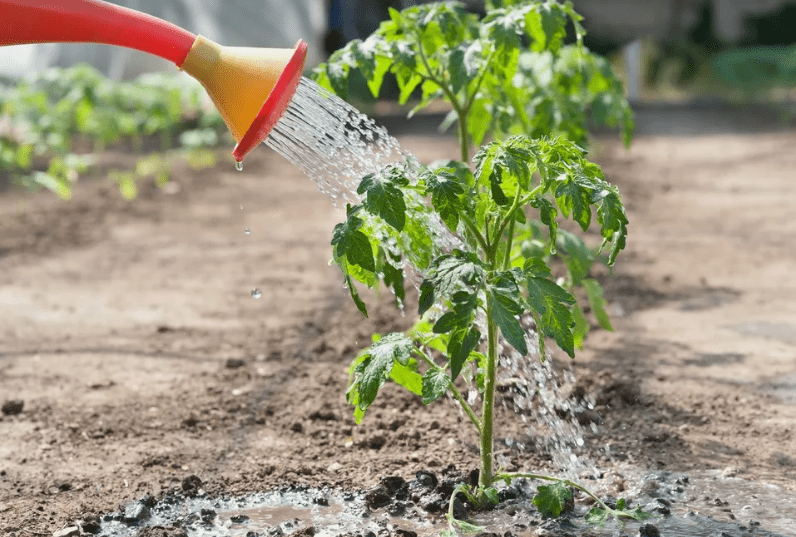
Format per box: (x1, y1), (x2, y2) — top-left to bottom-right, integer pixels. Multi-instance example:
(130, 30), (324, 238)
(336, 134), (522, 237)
(479, 308), (498, 488)
(413, 348), (481, 435)
(495, 472), (614, 514)
(458, 114), (469, 162)
(461, 213), (489, 254)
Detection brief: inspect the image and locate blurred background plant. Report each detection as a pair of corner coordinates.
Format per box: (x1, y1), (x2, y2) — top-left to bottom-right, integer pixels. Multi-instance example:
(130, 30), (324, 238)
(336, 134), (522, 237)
(0, 64), (231, 200)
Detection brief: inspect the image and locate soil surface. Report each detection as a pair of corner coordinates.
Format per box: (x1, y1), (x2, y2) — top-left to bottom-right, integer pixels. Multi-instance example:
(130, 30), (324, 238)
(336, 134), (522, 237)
(1, 107), (795, 536)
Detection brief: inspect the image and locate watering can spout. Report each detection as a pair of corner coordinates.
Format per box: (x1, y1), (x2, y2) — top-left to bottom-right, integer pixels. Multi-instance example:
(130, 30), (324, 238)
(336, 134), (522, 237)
(180, 36), (308, 162)
(0, 0), (308, 162)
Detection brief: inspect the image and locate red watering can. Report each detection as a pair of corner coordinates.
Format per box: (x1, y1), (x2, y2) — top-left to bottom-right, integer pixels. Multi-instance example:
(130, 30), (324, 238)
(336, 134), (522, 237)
(0, 0), (308, 162)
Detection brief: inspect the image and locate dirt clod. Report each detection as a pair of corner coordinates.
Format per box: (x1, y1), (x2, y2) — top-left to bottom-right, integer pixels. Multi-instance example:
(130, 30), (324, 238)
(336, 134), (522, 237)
(225, 358), (247, 369)
(1, 399), (23, 416)
(638, 523), (661, 537)
(181, 475), (202, 495)
(364, 486), (391, 510)
(136, 526), (188, 537)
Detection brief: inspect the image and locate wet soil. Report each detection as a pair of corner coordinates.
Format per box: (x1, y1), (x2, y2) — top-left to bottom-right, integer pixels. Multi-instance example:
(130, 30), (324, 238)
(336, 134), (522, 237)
(1, 109), (795, 536)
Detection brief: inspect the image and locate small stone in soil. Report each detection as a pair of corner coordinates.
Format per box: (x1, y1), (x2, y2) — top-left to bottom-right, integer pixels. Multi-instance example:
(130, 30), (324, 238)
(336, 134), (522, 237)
(80, 514), (101, 534)
(226, 358), (247, 369)
(638, 523), (661, 537)
(365, 486), (391, 510)
(2, 399), (23, 416)
(380, 475), (407, 496)
(292, 527), (316, 537)
(411, 470), (438, 489)
(230, 514), (250, 523)
(181, 475), (202, 495)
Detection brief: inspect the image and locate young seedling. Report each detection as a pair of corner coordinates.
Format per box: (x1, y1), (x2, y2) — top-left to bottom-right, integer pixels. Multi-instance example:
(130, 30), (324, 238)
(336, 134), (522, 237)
(315, 0), (647, 531)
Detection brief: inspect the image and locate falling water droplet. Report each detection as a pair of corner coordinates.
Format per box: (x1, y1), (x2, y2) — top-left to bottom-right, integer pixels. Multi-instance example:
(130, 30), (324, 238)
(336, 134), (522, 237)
(235, 161), (243, 172)
(251, 288), (262, 299)
(240, 205), (244, 210)
(244, 228), (251, 235)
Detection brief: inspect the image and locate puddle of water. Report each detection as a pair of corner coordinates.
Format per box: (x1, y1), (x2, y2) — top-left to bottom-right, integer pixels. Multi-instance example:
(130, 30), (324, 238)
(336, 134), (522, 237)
(97, 468), (796, 537)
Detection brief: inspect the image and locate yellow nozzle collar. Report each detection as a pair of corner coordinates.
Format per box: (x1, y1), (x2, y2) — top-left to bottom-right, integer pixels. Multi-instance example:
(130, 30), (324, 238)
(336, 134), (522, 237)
(180, 35), (294, 142)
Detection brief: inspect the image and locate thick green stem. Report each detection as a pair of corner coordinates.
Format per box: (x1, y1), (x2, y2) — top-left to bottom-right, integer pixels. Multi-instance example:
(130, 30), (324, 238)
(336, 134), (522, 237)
(458, 114), (469, 162)
(479, 308), (498, 488)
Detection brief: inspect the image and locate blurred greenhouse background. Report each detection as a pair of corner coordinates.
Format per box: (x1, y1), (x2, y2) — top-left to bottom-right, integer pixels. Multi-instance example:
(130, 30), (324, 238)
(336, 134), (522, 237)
(1, 0), (795, 199)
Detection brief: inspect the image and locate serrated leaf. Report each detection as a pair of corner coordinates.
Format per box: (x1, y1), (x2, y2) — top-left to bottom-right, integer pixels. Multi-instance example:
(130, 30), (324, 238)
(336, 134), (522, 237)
(532, 481), (573, 518)
(557, 229), (595, 285)
(447, 46), (469, 95)
(429, 251), (484, 299)
(487, 274), (527, 356)
(523, 257), (552, 278)
(583, 278), (613, 331)
(357, 169), (408, 232)
(382, 258), (406, 308)
(391, 361), (423, 396)
(572, 302), (588, 350)
(530, 197), (558, 251)
(345, 275), (368, 318)
(424, 168), (464, 231)
(419, 280), (435, 316)
(482, 487), (499, 505)
(596, 187), (628, 239)
(584, 506), (609, 525)
(448, 327), (480, 381)
(555, 177), (594, 231)
(422, 368), (449, 404)
(433, 291), (478, 334)
(354, 333), (415, 410)
(525, 276), (576, 358)
(331, 214), (375, 273)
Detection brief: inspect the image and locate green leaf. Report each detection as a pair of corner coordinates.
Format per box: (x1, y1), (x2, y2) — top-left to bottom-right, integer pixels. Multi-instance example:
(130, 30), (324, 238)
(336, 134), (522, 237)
(556, 230), (595, 285)
(523, 257), (552, 278)
(419, 280), (435, 316)
(382, 255), (406, 308)
(572, 302), (588, 350)
(583, 278), (613, 331)
(424, 168), (464, 231)
(448, 327), (480, 381)
(525, 276), (576, 358)
(487, 273), (527, 356)
(584, 506), (609, 525)
(596, 187), (628, 239)
(345, 275), (368, 318)
(357, 168), (408, 232)
(422, 368), (449, 404)
(353, 333), (414, 410)
(429, 251), (484, 299)
(532, 481), (573, 518)
(530, 197), (558, 252)
(555, 177), (594, 232)
(391, 361), (423, 396)
(432, 291), (478, 334)
(482, 487), (499, 505)
(331, 213), (376, 274)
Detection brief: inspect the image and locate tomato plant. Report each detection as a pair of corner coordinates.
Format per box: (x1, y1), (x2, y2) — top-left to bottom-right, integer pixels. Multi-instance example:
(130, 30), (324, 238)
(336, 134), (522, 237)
(315, 0), (646, 531)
